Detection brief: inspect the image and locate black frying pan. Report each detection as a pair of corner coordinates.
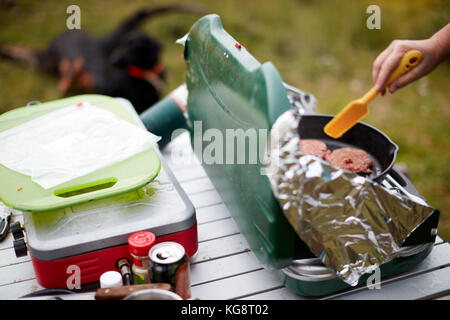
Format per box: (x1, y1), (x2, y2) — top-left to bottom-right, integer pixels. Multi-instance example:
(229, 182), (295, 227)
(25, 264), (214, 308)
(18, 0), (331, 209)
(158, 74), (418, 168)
(297, 115), (398, 181)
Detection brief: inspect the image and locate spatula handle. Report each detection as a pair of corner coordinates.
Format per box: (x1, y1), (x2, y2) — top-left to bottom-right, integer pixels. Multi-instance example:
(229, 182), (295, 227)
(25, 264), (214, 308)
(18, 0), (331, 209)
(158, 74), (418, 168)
(385, 50), (422, 88)
(362, 50), (422, 104)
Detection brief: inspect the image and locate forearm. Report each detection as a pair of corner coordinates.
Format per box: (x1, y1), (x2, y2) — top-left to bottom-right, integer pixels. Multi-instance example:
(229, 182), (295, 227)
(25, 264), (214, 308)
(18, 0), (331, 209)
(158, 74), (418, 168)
(430, 23), (450, 61)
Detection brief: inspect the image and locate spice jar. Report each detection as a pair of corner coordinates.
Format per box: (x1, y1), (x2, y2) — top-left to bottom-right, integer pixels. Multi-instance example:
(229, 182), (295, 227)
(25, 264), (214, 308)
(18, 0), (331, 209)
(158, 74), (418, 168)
(128, 231), (156, 284)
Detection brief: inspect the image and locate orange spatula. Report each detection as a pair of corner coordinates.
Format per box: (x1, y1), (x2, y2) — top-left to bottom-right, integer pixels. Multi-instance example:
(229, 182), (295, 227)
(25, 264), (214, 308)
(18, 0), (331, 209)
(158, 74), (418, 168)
(323, 50), (422, 139)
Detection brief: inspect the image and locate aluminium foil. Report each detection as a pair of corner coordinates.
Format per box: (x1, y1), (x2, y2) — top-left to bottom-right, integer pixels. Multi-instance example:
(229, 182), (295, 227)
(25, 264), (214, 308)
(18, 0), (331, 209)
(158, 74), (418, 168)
(266, 109), (435, 286)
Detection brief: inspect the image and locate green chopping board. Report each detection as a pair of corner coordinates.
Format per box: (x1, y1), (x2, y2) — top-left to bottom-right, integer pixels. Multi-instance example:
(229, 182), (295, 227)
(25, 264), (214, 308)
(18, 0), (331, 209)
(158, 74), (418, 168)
(0, 94), (161, 212)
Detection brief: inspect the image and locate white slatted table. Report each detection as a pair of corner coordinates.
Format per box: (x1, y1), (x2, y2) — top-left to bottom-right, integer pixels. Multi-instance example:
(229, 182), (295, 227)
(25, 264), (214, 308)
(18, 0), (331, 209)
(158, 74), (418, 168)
(0, 101), (449, 300)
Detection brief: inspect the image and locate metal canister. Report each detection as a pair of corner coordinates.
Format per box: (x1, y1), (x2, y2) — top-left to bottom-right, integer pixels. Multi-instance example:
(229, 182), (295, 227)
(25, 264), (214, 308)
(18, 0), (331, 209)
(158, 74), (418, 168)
(148, 242), (191, 299)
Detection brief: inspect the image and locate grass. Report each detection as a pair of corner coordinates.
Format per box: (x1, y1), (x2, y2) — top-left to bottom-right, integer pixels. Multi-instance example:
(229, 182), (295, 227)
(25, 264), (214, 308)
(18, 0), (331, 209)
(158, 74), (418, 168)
(0, 0), (449, 240)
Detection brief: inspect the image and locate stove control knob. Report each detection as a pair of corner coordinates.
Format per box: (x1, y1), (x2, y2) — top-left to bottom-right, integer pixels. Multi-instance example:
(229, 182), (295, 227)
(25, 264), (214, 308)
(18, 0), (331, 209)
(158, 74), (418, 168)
(13, 238), (27, 258)
(10, 221), (24, 240)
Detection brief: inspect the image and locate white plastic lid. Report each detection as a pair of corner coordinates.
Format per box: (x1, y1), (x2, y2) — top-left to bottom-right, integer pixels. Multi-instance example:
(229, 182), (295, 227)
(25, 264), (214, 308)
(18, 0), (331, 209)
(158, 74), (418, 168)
(99, 271), (123, 288)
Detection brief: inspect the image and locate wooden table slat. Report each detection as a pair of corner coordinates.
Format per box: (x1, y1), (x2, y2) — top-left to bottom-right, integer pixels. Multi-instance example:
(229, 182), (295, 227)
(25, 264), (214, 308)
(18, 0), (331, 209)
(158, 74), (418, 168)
(191, 269), (284, 300)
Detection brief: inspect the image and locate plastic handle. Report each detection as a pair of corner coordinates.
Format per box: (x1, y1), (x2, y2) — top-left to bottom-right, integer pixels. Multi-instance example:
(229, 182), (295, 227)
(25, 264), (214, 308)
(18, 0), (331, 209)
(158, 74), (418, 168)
(385, 50), (422, 88)
(53, 177), (118, 198)
(361, 50), (422, 105)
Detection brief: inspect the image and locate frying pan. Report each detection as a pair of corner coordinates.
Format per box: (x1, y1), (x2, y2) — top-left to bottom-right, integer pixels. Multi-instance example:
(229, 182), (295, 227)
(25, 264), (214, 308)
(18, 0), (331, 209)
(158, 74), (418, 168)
(297, 114), (398, 181)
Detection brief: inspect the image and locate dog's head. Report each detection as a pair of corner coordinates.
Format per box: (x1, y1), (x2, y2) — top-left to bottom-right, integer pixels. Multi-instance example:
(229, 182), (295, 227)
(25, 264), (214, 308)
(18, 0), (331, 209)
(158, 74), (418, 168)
(110, 32), (166, 94)
(110, 32), (165, 74)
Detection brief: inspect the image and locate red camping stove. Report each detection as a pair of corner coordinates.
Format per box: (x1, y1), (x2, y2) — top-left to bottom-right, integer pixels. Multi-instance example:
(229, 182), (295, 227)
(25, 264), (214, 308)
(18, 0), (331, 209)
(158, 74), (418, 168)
(12, 99), (198, 289)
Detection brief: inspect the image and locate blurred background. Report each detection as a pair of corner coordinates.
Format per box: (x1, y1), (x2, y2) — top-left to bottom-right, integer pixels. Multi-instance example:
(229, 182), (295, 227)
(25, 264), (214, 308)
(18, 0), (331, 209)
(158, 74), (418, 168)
(0, 0), (449, 240)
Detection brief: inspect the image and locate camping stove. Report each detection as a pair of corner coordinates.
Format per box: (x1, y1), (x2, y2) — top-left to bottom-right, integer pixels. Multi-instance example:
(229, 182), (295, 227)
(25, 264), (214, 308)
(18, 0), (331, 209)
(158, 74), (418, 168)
(12, 99), (198, 289)
(152, 14), (440, 297)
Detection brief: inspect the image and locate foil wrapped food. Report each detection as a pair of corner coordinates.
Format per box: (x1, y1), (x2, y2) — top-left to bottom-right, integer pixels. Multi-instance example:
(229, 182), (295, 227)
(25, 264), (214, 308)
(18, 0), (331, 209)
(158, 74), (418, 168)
(267, 109), (435, 286)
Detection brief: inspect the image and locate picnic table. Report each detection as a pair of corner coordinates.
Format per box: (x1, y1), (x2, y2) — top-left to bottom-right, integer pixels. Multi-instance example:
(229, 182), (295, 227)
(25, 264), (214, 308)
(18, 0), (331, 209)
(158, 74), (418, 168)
(0, 99), (449, 300)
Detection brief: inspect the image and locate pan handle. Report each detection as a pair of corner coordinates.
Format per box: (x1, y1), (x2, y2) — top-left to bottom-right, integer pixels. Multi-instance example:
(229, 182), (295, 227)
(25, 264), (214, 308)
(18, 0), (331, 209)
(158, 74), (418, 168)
(283, 82), (317, 115)
(383, 169), (426, 205)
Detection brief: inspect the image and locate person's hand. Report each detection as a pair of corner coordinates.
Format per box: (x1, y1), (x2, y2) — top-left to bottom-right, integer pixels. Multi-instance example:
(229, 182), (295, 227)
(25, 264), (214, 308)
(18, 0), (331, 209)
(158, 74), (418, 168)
(372, 23), (450, 95)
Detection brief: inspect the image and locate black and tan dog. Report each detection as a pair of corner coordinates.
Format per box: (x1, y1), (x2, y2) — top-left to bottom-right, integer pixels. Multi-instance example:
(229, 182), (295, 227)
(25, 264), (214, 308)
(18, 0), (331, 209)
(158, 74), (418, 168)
(0, 4), (204, 113)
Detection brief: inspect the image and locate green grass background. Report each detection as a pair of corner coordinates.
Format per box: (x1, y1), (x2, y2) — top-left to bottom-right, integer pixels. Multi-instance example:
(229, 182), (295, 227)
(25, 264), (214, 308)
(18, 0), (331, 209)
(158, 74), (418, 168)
(0, 0), (449, 240)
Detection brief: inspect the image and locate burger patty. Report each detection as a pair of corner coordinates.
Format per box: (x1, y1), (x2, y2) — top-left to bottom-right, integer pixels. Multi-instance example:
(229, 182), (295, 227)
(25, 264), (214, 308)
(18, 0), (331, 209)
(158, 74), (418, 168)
(299, 139), (330, 159)
(324, 147), (373, 174)
(299, 139), (373, 174)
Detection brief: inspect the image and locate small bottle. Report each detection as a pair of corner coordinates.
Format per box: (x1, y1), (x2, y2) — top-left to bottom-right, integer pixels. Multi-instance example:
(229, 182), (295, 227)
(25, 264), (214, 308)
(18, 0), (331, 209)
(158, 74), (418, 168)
(116, 257), (133, 285)
(100, 271), (123, 288)
(128, 231), (156, 284)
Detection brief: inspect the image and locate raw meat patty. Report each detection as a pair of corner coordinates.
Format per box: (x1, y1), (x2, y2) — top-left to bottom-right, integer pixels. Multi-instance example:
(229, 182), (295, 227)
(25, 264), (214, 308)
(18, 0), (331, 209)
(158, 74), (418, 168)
(299, 139), (329, 159)
(325, 147), (373, 173)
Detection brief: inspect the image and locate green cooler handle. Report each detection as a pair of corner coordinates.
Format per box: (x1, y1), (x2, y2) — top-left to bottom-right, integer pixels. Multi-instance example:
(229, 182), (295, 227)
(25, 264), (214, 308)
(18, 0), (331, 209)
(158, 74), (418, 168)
(140, 84), (189, 149)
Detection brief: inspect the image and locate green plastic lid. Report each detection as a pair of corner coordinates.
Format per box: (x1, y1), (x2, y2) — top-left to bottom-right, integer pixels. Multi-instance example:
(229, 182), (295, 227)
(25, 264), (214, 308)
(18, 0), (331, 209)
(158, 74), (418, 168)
(0, 94), (161, 212)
